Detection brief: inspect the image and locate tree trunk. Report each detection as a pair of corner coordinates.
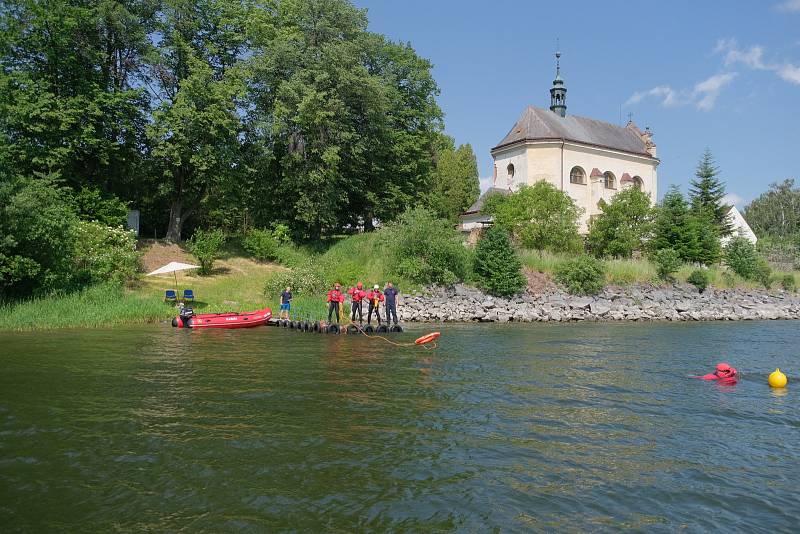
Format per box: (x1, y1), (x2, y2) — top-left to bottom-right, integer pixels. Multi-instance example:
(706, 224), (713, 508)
(166, 199), (184, 242)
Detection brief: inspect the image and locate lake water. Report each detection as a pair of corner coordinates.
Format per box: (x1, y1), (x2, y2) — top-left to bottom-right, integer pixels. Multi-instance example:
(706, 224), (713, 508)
(1, 321), (799, 532)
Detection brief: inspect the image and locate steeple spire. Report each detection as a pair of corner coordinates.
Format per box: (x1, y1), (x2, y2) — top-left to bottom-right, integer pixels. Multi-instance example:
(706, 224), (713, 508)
(549, 44), (567, 117)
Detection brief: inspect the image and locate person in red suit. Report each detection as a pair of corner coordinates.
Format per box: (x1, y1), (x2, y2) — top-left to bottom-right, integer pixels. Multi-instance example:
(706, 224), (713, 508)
(366, 284), (385, 325)
(693, 362), (738, 384)
(326, 283), (345, 323)
(348, 282), (366, 323)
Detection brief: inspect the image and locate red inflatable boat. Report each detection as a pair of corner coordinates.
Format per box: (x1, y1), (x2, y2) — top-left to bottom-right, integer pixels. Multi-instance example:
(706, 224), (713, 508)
(172, 307), (271, 329)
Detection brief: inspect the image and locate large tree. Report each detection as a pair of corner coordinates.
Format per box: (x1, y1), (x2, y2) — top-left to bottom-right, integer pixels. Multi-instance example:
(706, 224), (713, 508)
(689, 149), (733, 236)
(587, 187), (654, 258)
(0, 0), (152, 195)
(743, 179), (800, 239)
(484, 181), (583, 254)
(427, 135), (480, 221)
(245, 0), (442, 239)
(651, 185), (720, 265)
(145, 0), (250, 241)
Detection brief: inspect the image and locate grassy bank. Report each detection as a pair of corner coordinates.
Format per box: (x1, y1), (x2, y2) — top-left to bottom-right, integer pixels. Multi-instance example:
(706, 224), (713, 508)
(4, 236), (798, 332)
(0, 284), (171, 331)
(0, 236), (404, 331)
(519, 250), (799, 289)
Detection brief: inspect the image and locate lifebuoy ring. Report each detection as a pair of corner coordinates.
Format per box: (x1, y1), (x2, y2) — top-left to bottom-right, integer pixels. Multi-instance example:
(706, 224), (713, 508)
(289, 321), (296, 329)
(376, 324), (388, 333)
(328, 324), (340, 335)
(313, 321), (321, 333)
(364, 325), (375, 333)
(390, 325), (403, 333)
(415, 332), (441, 345)
(302, 321), (310, 332)
(347, 324), (360, 334)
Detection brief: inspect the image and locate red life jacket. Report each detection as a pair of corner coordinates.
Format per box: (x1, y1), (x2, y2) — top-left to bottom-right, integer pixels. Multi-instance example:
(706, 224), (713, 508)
(348, 287), (366, 302)
(327, 289), (344, 303)
(367, 290), (385, 304)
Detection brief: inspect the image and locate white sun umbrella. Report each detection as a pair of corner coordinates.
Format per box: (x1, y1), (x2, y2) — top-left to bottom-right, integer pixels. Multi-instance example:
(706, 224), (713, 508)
(146, 261), (200, 290)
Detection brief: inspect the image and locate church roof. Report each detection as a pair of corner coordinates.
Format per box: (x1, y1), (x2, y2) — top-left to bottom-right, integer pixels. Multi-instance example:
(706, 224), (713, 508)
(463, 187), (510, 215)
(492, 106), (655, 158)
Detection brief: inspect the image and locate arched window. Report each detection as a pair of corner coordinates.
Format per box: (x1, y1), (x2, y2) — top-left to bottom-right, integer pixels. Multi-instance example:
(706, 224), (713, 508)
(633, 175), (643, 189)
(569, 166), (586, 184)
(507, 163), (515, 179)
(604, 171), (616, 189)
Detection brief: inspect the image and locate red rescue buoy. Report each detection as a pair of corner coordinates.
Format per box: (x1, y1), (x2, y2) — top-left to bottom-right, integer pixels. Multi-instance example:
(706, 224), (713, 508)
(415, 332), (441, 345)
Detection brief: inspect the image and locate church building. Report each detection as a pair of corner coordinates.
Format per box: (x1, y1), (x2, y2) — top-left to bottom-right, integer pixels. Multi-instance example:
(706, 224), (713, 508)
(463, 52), (659, 235)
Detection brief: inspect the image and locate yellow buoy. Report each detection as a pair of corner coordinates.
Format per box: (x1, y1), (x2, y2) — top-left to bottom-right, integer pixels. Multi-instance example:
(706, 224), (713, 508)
(768, 368), (787, 388)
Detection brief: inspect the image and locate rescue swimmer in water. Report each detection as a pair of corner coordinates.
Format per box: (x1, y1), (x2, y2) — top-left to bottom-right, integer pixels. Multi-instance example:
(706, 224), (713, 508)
(692, 362), (738, 384)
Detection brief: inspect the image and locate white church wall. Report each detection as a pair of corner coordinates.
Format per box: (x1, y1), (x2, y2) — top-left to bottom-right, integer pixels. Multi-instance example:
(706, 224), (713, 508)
(524, 143), (562, 189)
(492, 146), (527, 190)
(561, 143), (658, 232)
(491, 141), (659, 234)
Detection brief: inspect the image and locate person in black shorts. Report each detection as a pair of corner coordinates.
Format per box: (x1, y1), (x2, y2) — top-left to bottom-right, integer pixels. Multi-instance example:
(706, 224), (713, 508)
(279, 286), (292, 320)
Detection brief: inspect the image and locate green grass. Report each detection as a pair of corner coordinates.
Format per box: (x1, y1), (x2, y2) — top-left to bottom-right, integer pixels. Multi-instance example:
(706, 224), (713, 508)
(519, 249), (800, 289)
(0, 284), (173, 331)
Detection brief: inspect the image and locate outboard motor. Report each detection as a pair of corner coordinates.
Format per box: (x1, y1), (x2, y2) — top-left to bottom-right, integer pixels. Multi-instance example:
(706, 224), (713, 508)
(172, 307), (194, 328)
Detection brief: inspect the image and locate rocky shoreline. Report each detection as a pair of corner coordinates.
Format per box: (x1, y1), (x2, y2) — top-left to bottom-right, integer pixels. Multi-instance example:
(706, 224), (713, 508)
(397, 284), (800, 323)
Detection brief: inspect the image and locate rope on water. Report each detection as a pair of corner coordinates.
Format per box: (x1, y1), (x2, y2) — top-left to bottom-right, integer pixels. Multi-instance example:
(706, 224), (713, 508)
(344, 322), (439, 349)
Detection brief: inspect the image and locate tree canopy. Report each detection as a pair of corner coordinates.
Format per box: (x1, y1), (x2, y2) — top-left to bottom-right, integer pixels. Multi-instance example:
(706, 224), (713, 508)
(587, 187), (653, 258)
(484, 181), (583, 254)
(650, 185), (720, 265)
(0, 0), (447, 241)
(743, 179), (800, 240)
(689, 149), (733, 236)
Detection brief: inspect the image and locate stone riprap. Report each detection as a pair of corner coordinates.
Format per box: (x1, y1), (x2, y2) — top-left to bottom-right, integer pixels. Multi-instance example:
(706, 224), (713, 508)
(397, 284), (800, 323)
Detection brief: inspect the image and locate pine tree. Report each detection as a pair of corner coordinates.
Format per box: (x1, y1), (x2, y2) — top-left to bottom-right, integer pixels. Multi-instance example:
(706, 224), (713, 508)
(650, 186), (697, 261)
(689, 149), (734, 236)
(473, 226), (526, 297)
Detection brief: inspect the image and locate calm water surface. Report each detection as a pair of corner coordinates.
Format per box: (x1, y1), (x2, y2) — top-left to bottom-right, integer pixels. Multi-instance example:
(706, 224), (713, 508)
(1, 321), (799, 532)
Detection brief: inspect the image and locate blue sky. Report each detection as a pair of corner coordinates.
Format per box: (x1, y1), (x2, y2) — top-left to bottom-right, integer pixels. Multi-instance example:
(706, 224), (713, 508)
(354, 0), (800, 207)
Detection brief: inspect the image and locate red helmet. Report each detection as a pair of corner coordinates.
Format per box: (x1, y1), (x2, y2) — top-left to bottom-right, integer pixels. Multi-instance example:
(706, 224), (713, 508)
(716, 362), (731, 372)
(357, 282), (363, 289)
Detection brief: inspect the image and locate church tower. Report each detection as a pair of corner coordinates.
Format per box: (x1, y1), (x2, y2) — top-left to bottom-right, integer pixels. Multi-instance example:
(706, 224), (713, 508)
(549, 50), (567, 117)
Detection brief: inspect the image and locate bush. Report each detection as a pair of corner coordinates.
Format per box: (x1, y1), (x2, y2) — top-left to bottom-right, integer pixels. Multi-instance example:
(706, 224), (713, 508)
(73, 222), (140, 285)
(781, 274), (796, 292)
(271, 223), (292, 245)
(0, 176), (78, 297)
(273, 244), (313, 268)
(554, 255), (606, 295)
(473, 226), (526, 296)
(687, 269), (709, 293)
(485, 181), (583, 254)
(755, 259), (772, 289)
(187, 228), (225, 275)
(384, 207), (470, 286)
(264, 265), (326, 297)
(70, 187), (128, 227)
(652, 248), (682, 281)
(586, 187), (653, 258)
(724, 237), (760, 280)
(243, 228), (278, 262)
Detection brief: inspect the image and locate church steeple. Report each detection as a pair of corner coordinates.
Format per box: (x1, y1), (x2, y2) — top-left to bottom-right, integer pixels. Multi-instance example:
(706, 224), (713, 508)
(549, 48), (567, 117)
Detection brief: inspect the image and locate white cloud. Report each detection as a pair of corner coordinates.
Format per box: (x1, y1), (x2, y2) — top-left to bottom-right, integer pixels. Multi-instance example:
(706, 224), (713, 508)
(693, 73), (738, 110)
(624, 86), (684, 108)
(778, 63), (800, 84)
(479, 175), (493, 192)
(775, 0), (800, 12)
(713, 38), (800, 86)
(723, 193), (745, 207)
(625, 73), (736, 112)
